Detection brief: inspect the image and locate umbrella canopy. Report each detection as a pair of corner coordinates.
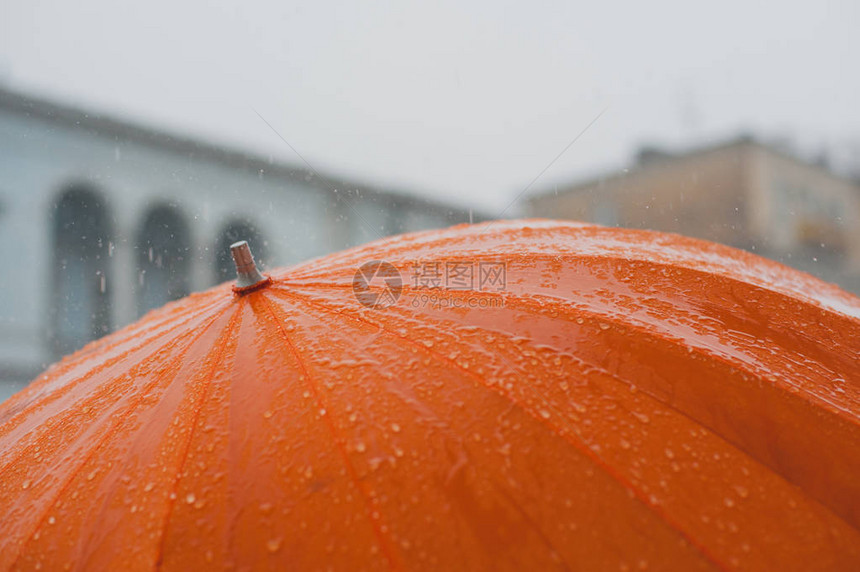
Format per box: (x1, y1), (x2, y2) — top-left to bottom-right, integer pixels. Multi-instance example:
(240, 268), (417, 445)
(1, 220), (859, 571)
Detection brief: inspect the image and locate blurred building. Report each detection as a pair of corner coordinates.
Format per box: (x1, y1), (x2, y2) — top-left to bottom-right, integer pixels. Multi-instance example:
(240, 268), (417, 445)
(528, 136), (860, 294)
(0, 87), (477, 400)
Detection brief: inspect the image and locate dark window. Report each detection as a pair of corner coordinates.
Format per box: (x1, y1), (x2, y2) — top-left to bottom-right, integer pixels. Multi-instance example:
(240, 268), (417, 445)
(51, 187), (112, 357)
(137, 205), (191, 316)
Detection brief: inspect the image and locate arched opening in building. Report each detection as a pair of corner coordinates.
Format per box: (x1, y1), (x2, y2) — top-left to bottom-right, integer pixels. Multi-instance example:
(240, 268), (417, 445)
(136, 204), (191, 316)
(214, 220), (268, 285)
(51, 186), (113, 357)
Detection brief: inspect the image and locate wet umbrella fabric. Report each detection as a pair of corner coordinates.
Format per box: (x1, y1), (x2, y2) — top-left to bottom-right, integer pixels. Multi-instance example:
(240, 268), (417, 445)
(1, 220), (859, 571)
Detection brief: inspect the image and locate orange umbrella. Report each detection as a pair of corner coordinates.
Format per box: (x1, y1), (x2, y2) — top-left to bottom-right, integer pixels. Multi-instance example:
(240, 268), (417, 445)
(1, 219), (859, 571)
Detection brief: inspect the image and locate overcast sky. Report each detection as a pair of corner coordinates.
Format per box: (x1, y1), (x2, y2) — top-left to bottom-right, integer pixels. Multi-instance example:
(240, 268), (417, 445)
(2, 0), (858, 212)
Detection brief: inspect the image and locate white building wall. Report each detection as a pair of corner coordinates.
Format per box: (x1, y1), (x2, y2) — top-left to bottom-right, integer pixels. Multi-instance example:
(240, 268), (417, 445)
(0, 96), (473, 401)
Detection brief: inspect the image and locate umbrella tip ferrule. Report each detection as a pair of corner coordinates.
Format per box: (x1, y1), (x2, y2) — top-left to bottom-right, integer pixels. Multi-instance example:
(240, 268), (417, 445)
(230, 241), (271, 294)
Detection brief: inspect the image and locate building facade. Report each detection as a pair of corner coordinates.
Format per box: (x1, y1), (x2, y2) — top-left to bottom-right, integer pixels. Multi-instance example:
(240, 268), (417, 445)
(0, 88), (476, 400)
(528, 137), (860, 294)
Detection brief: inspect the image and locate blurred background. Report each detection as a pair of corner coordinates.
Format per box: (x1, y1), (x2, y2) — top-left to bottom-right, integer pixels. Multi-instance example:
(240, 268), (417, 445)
(1, 0), (858, 400)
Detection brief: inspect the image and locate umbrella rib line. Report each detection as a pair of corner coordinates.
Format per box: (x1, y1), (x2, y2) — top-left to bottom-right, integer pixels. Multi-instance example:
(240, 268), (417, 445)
(284, 219), (847, 301)
(257, 294), (404, 572)
(0, 298), (231, 444)
(271, 289), (577, 569)
(273, 221), (859, 321)
(77, 304), (237, 565)
(425, 250), (860, 325)
(36, 293), (226, 385)
(275, 250), (860, 328)
(0, 294), (228, 425)
(275, 283), (860, 529)
(269, 288), (729, 571)
(5, 304), (235, 571)
(367, 288), (860, 536)
(489, 479), (574, 572)
(153, 307), (243, 569)
(271, 283), (829, 442)
(271, 280), (859, 425)
(0, 301), (234, 482)
(446, 286), (860, 425)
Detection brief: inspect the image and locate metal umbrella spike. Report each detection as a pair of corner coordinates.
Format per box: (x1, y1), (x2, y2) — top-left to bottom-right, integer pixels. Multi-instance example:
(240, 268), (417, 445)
(230, 240), (271, 293)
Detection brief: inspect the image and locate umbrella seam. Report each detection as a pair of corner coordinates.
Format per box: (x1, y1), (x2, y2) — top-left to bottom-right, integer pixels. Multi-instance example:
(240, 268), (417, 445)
(0, 312), (225, 483)
(428, 286), (860, 425)
(272, 283), (860, 534)
(275, 222), (858, 311)
(275, 251), (860, 325)
(0, 301), (232, 473)
(373, 286), (860, 537)
(257, 294), (405, 572)
(38, 291), (227, 381)
(0, 298), (232, 444)
(4, 304), (234, 571)
(267, 287), (729, 572)
(269, 280), (860, 425)
(268, 289), (578, 570)
(153, 306), (243, 570)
